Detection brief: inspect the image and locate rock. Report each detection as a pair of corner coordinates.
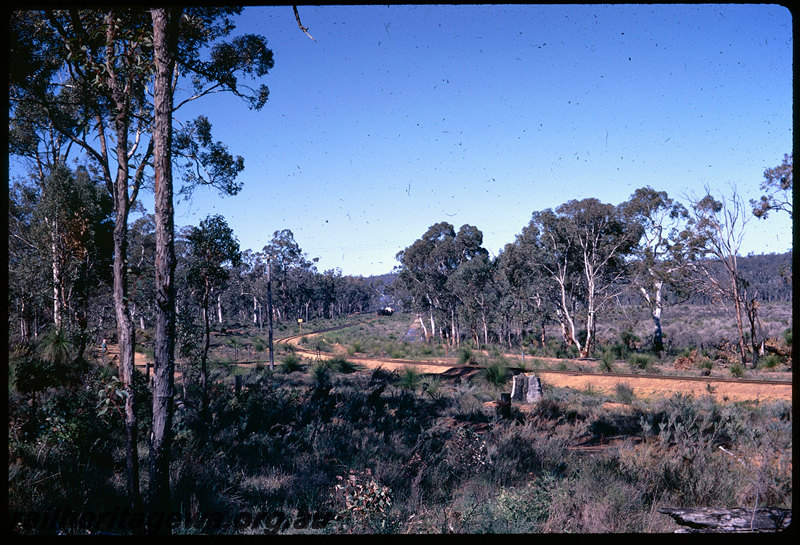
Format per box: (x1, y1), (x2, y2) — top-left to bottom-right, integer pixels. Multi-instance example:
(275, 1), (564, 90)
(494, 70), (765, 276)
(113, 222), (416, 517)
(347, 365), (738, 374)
(510, 373), (543, 404)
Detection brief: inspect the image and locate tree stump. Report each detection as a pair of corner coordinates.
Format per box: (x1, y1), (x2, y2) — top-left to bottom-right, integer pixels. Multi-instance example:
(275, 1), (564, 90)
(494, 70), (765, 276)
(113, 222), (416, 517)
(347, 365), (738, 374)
(659, 507), (792, 533)
(510, 373), (543, 404)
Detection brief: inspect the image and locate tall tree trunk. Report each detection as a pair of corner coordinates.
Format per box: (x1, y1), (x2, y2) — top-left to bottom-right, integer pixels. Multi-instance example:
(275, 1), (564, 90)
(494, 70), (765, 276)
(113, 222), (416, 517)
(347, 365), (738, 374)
(200, 295), (211, 429)
(20, 299), (29, 342)
(642, 278), (665, 355)
(451, 307), (458, 347)
(417, 314), (429, 340)
(267, 256), (275, 371)
(730, 271), (748, 366)
(149, 7), (177, 535)
(582, 269), (596, 358)
(105, 42), (142, 512)
(481, 310), (489, 346)
(50, 220), (64, 330)
(745, 294), (762, 365)
(113, 211), (139, 511)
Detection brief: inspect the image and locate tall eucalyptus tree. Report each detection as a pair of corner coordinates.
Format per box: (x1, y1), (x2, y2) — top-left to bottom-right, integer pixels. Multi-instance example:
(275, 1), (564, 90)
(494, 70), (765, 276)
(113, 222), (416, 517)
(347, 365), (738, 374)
(619, 187), (691, 354)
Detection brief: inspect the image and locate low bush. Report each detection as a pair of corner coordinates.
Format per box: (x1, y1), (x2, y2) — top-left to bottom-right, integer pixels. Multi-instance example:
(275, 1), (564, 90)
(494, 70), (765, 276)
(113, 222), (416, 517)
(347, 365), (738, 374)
(599, 348), (615, 372)
(614, 383), (635, 405)
(756, 353), (782, 370)
(327, 356), (360, 374)
(280, 353), (303, 373)
(456, 347), (474, 365)
(729, 361), (745, 377)
(396, 366), (422, 392)
(481, 360), (510, 388)
(627, 353), (656, 371)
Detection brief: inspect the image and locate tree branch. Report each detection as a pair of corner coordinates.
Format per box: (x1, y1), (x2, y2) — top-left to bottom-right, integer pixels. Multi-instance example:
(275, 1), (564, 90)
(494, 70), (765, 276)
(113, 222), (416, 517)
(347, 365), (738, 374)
(293, 6), (316, 42)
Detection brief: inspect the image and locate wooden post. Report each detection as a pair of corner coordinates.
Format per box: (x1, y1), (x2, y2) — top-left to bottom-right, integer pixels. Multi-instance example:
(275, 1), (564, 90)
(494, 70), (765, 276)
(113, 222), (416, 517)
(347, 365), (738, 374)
(499, 392), (511, 419)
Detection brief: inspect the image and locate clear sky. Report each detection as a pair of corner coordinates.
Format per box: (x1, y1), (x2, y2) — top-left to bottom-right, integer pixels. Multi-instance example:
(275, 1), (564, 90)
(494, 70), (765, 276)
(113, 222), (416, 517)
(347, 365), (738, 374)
(155, 4), (793, 276)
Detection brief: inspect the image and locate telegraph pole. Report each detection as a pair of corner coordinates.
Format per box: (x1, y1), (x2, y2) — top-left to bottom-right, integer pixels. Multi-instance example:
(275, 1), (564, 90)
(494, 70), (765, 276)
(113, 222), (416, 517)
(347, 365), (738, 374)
(266, 254), (274, 371)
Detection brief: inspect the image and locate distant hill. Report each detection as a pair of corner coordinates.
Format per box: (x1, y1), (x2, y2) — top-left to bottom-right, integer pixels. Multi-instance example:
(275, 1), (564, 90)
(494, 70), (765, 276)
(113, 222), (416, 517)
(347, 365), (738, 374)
(651, 251), (792, 306)
(737, 251), (793, 301)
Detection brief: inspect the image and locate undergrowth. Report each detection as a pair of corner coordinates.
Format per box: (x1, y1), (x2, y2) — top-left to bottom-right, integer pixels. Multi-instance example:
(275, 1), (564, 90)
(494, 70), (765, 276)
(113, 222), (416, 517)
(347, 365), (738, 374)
(8, 347), (792, 535)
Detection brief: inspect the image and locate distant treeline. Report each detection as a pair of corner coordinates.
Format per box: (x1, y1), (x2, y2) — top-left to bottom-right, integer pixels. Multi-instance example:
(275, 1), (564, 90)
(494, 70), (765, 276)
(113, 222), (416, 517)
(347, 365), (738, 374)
(383, 251), (792, 309)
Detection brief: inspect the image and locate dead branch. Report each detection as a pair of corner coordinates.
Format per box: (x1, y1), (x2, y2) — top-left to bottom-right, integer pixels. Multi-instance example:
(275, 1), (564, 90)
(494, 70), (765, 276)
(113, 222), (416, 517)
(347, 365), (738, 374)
(293, 6), (316, 42)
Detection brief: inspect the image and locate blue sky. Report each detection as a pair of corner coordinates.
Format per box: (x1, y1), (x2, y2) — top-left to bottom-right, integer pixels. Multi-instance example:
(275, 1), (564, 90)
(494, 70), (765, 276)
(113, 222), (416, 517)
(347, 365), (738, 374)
(154, 4), (791, 276)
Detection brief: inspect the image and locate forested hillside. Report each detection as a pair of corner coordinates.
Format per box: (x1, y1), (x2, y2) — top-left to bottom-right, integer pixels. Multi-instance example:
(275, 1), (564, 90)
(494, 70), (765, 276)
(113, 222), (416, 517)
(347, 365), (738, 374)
(628, 251), (792, 306)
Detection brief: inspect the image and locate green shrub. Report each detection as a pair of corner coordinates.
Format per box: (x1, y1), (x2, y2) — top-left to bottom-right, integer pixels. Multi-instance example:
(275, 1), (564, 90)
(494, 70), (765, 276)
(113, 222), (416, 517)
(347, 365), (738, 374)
(13, 355), (66, 395)
(456, 347), (474, 365)
(599, 348), (615, 372)
(627, 353), (655, 370)
(40, 328), (75, 366)
(493, 474), (557, 532)
(423, 376), (444, 401)
(757, 353), (782, 370)
(279, 353), (303, 373)
(530, 357), (547, 369)
(396, 366), (422, 392)
(566, 345), (580, 359)
(482, 361), (509, 388)
(697, 356), (714, 371)
(331, 469), (395, 533)
(620, 328), (640, 351)
(252, 337), (266, 352)
(311, 361), (332, 385)
(729, 361), (745, 377)
(328, 356), (359, 374)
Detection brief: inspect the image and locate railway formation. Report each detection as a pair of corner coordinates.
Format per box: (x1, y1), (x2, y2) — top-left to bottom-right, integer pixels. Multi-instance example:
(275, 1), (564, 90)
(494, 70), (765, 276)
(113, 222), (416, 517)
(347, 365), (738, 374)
(266, 318), (793, 403)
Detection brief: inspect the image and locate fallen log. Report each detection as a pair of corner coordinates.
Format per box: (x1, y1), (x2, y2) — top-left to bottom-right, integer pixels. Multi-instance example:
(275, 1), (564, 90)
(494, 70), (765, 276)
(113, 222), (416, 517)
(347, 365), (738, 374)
(659, 507), (791, 533)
